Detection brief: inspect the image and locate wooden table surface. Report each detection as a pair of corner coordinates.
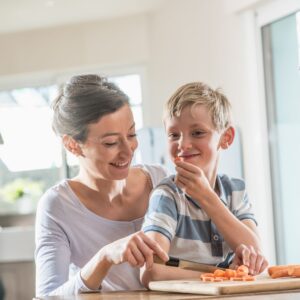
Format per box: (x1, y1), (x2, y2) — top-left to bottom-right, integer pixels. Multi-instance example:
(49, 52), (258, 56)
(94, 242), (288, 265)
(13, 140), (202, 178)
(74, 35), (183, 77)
(33, 289), (300, 300)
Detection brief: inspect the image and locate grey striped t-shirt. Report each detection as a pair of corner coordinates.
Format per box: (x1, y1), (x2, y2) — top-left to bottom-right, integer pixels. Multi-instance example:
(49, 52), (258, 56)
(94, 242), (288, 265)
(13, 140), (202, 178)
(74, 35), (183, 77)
(142, 174), (257, 267)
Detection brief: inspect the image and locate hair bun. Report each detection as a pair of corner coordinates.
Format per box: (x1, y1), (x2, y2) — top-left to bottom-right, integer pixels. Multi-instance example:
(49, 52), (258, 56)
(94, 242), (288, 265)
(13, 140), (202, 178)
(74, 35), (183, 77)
(68, 74), (105, 86)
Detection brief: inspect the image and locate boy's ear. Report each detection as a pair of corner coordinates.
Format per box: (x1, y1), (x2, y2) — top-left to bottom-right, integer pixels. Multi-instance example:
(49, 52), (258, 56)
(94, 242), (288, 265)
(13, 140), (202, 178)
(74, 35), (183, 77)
(220, 126), (235, 149)
(62, 135), (83, 156)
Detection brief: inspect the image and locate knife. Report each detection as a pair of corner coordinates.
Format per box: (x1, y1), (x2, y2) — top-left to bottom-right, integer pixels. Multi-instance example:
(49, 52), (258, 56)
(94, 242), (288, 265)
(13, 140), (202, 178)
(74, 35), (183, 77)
(153, 255), (226, 273)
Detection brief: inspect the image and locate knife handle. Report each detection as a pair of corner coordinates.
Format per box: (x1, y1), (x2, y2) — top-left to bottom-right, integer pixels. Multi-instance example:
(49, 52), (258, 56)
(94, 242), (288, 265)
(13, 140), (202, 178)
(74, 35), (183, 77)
(153, 255), (179, 267)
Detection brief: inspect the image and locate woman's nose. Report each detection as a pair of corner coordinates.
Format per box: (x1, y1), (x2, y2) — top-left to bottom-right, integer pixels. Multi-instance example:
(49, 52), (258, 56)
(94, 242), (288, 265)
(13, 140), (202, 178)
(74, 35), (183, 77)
(121, 139), (134, 155)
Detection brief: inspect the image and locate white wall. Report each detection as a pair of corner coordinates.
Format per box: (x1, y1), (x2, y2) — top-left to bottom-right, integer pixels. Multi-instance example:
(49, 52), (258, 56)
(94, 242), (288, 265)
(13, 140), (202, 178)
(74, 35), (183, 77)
(0, 14), (149, 77)
(0, 0), (276, 263)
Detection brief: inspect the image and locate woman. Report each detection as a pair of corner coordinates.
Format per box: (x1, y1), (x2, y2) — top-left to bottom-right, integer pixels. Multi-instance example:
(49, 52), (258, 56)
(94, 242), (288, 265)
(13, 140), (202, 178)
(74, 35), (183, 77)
(35, 74), (169, 296)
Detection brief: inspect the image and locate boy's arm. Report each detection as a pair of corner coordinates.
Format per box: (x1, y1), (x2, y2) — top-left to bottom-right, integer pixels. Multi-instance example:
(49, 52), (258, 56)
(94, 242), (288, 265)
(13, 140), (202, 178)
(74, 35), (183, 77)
(175, 161), (267, 274)
(140, 231), (202, 288)
(175, 161), (261, 250)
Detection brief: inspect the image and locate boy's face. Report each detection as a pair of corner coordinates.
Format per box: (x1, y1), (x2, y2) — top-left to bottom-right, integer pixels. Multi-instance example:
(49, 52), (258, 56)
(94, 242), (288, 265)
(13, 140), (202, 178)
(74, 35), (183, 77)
(165, 104), (225, 175)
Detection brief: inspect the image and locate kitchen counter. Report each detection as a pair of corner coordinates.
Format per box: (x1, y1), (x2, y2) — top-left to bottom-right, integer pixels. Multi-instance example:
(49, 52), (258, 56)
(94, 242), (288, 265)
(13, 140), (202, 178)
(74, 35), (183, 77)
(33, 289), (300, 300)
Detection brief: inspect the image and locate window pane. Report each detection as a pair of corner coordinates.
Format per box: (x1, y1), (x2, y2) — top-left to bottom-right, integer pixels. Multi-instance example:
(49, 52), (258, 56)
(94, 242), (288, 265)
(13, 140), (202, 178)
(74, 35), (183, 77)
(0, 86), (61, 214)
(131, 106), (143, 130)
(110, 74), (142, 106)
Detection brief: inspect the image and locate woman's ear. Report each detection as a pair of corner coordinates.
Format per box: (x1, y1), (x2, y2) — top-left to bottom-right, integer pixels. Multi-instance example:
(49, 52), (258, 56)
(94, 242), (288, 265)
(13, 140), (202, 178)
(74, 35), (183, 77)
(62, 135), (82, 156)
(220, 126), (235, 149)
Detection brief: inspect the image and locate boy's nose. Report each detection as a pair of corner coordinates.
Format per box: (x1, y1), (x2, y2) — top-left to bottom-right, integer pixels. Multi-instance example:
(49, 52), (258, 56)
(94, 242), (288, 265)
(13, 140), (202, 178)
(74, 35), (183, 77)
(178, 136), (192, 150)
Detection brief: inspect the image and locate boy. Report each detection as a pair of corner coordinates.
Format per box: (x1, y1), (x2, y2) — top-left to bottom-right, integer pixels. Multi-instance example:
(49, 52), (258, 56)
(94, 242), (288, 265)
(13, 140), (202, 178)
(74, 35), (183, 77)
(141, 82), (268, 285)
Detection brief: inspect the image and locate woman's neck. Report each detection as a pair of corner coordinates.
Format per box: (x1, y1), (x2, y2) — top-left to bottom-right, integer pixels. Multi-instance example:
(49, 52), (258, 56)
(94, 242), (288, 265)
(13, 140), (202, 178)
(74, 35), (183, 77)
(73, 170), (126, 201)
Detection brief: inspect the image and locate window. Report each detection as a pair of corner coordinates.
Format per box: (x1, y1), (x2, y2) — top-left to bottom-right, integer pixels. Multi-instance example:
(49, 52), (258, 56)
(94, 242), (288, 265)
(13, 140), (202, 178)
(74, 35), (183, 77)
(0, 73), (143, 214)
(262, 11), (300, 264)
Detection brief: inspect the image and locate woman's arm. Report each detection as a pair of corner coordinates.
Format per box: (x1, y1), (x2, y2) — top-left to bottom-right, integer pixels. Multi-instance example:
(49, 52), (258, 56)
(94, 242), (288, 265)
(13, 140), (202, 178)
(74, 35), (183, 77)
(35, 190), (168, 296)
(81, 231), (169, 290)
(36, 219), (168, 296)
(140, 232), (202, 288)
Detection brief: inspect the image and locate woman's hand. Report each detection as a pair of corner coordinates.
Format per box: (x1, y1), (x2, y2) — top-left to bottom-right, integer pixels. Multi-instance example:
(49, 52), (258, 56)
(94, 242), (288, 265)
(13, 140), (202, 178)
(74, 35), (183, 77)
(230, 244), (268, 275)
(103, 231), (169, 270)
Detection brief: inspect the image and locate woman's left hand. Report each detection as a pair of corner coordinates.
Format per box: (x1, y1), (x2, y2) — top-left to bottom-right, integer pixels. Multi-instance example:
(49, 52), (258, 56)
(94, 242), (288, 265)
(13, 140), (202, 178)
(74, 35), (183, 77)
(230, 244), (268, 275)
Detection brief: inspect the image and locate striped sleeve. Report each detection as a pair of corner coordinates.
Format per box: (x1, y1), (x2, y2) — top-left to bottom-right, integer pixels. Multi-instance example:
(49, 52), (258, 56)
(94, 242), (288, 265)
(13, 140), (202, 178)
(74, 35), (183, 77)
(230, 178), (257, 225)
(142, 187), (178, 241)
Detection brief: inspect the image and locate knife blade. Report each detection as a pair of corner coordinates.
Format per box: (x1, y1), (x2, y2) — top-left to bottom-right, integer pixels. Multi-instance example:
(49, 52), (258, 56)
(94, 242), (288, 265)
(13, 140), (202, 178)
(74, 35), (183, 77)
(153, 255), (226, 273)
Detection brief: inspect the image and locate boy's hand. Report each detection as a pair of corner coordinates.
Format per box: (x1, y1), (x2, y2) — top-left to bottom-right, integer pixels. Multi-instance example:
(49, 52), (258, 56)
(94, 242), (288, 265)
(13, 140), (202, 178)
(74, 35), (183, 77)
(174, 160), (214, 202)
(230, 244), (268, 275)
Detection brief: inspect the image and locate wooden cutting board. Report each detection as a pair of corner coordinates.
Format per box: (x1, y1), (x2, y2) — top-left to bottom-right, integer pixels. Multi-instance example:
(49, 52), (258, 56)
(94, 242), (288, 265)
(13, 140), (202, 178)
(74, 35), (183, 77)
(149, 276), (300, 295)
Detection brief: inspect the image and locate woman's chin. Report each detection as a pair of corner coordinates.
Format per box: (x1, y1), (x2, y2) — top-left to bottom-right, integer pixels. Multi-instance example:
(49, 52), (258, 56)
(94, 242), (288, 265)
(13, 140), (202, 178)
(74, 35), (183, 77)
(109, 163), (131, 179)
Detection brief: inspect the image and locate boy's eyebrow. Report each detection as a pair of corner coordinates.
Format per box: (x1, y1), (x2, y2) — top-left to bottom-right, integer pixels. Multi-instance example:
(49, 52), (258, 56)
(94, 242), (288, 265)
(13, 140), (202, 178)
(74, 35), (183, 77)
(189, 123), (209, 129)
(100, 123), (135, 138)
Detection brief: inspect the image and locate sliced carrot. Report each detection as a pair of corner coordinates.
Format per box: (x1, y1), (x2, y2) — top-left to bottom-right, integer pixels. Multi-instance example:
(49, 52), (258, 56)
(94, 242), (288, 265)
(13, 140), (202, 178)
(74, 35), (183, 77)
(215, 276), (229, 281)
(237, 271), (248, 277)
(224, 269), (237, 278)
(231, 277), (244, 281)
(243, 275), (256, 281)
(174, 156), (181, 162)
(200, 265), (256, 283)
(200, 273), (214, 280)
(213, 269), (226, 277)
(237, 265), (249, 274)
(202, 277), (215, 282)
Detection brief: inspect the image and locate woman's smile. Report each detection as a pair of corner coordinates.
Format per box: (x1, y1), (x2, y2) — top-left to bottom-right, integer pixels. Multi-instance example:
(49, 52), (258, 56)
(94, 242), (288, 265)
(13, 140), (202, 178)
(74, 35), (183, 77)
(110, 160), (130, 169)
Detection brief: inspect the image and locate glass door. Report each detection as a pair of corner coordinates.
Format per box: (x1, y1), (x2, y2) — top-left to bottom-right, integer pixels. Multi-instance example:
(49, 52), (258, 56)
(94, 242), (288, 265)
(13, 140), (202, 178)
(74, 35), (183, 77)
(262, 11), (300, 264)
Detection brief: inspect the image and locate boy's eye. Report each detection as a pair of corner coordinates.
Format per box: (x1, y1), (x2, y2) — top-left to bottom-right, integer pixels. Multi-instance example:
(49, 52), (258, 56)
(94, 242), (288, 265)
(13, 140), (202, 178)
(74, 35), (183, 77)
(168, 133), (180, 140)
(192, 130), (205, 137)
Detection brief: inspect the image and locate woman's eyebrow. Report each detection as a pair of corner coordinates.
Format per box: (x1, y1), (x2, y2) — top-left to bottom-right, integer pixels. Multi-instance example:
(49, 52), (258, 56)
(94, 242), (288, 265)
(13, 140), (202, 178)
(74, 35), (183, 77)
(100, 123), (136, 138)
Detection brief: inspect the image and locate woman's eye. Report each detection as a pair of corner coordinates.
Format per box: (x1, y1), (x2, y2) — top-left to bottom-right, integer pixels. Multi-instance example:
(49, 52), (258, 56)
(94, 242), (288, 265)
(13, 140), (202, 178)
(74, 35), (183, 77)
(104, 141), (118, 147)
(128, 133), (137, 138)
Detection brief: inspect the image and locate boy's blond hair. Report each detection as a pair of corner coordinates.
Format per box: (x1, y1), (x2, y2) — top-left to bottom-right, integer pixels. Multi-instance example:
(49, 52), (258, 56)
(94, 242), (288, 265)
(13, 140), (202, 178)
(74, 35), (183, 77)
(164, 82), (232, 131)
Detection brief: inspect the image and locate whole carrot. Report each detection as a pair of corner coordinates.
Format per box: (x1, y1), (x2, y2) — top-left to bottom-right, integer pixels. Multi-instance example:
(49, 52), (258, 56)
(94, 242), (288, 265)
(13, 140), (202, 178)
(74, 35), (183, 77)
(271, 269), (290, 279)
(288, 267), (300, 277)
(268, 265), (300, 276)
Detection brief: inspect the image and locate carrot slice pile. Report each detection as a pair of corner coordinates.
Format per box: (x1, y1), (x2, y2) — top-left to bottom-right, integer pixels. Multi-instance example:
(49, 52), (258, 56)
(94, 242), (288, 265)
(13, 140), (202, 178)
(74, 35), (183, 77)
(268, 265), (300, 279)
(200, 265), (256, 282)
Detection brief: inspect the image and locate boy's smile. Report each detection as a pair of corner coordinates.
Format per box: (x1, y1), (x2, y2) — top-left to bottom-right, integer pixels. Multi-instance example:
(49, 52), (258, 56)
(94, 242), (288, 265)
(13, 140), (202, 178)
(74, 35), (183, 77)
(165, 104), (223, 179)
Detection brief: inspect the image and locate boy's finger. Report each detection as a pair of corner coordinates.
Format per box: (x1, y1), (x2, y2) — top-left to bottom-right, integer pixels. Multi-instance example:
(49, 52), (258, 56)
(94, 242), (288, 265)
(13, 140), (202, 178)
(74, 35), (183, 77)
(175, 166), (195, 179)
(259, 259), (269, 274)
(254, 254), (264, 275)
(248, 247), (257, 275)
(175, 160), (200, 174)
(241, 246), (250, 266)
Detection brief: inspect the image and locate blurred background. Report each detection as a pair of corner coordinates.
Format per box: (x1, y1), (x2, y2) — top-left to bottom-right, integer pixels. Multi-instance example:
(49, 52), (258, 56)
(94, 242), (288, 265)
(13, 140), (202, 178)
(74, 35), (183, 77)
(0, 0), (300, 298)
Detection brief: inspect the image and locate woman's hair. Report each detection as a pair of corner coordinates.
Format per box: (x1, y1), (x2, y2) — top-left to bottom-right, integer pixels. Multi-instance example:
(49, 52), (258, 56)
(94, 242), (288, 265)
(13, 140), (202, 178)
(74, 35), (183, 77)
(52, 74), (129, 142)
(164, 82), (232, 131)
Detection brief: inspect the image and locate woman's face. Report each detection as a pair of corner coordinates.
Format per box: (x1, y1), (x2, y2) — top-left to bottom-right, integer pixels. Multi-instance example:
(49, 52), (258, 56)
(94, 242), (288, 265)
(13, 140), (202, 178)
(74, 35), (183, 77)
(79, 104), (138, 180)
